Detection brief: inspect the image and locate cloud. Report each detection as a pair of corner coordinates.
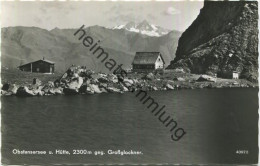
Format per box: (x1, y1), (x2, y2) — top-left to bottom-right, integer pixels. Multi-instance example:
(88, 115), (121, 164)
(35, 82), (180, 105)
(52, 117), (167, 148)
(106, 4), (143, 23)
(162, 7), (180, 15)
(39, 2), (74, 15)
(104, 4), (135, 15)
(109, 13), (142, 22)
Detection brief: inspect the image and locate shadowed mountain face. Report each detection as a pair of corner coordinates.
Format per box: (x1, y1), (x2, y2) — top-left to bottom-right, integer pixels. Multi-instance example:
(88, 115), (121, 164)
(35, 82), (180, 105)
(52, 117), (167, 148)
(1, 25), (181, 73)
(167, 1), (258, 82)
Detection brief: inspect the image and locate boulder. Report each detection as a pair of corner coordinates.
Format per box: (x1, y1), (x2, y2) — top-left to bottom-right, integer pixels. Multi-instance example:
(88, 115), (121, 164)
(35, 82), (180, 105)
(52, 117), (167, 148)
(152, 86), (158, 91)
(1, 84), (18, 95)
(79, 84), (88, 93)
(1, 90), (12, 96)
(66, 77), (83, 89)
(66, 66), (79, 77)
(232, 82), (239, 85)
(8, 84), (18, 94)
(118, 83), (129, 92)
(176, 77), (185, 81)
(99, 87), (108, 93)
(117, 75), (124, 82)
(81, 70), (94, 79)
(90, 79), (99, 84)
(61, 72), (68, 80)
(2, 83), (10, 91)
(99, 83), (108, 89)
(143, 73), (155, 80)
(88, 84), (102, 94)
(49, 88), (63, 95)
(197, 75), (216, 82)
(98, 77), (109, 83)
(33, 78), (41, 86)
(46, 81), (55, 88)
(123, 78), (134, 87)
(206, 84), (214, 89)
(174, 68), (185, 73)
(41, 81), (55, 93)
(54, 79), (61, 87)
(86, 87), (94, 94)
(107, 74), (118, 83)
(54, 88), (63, 95)
(34, 89), (45, 96)
(166, 84), (174, 90)
(72, 73), (79, 78)
(107, 87), (121, 93)
(16, 86), (35, 96)
(63, 88), (79, 95)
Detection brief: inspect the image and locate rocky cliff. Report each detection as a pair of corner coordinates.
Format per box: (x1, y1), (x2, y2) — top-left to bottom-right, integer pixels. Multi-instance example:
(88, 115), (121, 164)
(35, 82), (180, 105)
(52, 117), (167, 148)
(167, 1), (258, 82)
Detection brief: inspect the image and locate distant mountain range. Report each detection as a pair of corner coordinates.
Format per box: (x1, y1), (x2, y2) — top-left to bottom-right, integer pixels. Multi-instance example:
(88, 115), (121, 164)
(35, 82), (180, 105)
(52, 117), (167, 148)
(1, 20), (181, 73)
(112, 20), (170, 37)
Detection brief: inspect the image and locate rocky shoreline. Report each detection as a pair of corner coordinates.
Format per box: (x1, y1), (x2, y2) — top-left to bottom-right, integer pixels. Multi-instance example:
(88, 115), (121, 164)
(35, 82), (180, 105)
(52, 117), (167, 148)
(1, 66), (258, 97)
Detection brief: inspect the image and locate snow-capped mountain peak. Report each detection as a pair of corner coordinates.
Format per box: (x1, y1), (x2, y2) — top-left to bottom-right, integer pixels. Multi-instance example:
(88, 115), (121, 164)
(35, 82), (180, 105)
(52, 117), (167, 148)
(112, 20), (170, 37)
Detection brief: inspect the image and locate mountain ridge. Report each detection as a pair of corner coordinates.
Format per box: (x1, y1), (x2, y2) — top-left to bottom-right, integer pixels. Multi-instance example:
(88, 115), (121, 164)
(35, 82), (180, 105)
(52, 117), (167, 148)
(1, 24), (182, 73)
(112, 20), (172, 37)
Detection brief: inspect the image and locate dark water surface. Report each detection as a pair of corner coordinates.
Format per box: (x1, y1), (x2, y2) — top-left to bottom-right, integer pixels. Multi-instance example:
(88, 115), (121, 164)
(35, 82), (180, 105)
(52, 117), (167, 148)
(2, 88), (258, 165)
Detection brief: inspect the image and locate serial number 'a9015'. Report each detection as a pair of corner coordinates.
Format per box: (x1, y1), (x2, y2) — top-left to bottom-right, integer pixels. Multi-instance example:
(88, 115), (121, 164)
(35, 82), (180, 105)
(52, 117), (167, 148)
(236, 150), (249, 154)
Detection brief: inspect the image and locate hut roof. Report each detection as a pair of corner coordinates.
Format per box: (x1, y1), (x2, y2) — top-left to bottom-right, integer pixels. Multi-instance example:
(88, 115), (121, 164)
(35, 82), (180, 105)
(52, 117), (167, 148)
(18, 59), (55, 67)
(132, 52), (165, 65)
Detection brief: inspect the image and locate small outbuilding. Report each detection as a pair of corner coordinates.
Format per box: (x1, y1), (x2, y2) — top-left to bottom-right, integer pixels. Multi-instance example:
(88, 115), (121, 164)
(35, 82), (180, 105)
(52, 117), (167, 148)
(18, 58), (55, 73)
(132, 52), (165, 72)
(232, 71), (239, 79)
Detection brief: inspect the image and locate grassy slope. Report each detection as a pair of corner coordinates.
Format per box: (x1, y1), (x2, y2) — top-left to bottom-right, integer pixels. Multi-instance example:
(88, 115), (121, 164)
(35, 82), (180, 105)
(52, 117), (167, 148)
(1, 68), (62, 86)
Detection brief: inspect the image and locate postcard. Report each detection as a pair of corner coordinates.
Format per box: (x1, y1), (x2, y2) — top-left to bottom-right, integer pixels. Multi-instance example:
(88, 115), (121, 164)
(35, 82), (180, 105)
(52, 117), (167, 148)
(1, 0), (259, 165)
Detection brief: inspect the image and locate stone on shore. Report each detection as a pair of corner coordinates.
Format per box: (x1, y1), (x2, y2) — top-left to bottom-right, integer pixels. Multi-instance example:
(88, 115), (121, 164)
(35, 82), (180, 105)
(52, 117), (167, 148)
(63, 88), (79, 95)
(107, 74), (118, 83)
(1, 90), (12, 96)
(1, 84), (19, 95)
(107, 87), (121, 93)
(33, 78), (42, 86)
(197, 75), (216, 82)
(174, 77), (185, 81)
(34, 89), (44, 96)
(123, 78), (134, 87)
(49, 88), (63, 95)
(16, 86), (35, 96)
(66, 77), (83, 90)
(118, 83), (129, 92)
(143, 73), (155, 80)
(2, 83), (10, 91)
(9, 84), (18, 94)
(2, 65), (257, 97)
(99, 87), (108, 93)
(98, 77), (109, 83)
(166, 84), (174, 90)
(88, 84), (102, 94)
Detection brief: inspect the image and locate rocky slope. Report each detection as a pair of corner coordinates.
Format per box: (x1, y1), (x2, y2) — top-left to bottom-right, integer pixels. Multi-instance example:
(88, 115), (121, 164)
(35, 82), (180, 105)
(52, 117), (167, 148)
(167, 1), (258, 82)
(1, 22), (181, 73)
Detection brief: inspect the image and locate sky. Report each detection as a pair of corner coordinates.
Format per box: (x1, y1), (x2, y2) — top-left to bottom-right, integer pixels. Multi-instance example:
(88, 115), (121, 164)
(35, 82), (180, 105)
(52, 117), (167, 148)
(1, 1), (203, 31)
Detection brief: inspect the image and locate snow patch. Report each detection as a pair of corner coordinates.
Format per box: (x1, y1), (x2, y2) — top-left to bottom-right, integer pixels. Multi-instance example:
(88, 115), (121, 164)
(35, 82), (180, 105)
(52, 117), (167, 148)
(111, 21), (170, 37)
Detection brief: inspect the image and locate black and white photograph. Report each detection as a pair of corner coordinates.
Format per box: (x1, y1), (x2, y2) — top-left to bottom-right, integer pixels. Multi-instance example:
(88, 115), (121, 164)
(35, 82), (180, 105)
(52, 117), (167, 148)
(1, 0), (259, 165)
